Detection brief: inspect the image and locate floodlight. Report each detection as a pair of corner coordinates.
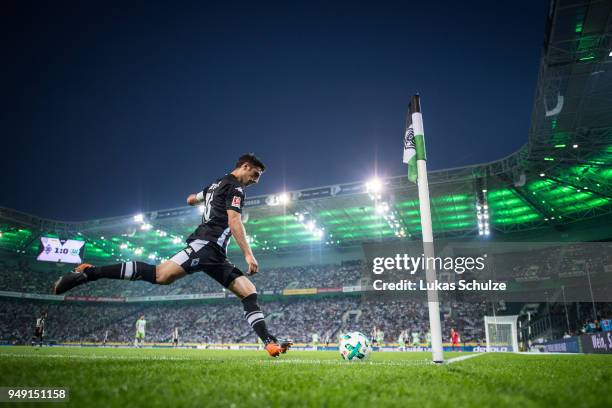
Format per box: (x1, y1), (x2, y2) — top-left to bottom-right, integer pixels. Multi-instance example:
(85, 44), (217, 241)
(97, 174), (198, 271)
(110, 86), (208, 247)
(365, 178), (383, 193)
(134, 214), (144, 223)
(278, 193), (290, 205)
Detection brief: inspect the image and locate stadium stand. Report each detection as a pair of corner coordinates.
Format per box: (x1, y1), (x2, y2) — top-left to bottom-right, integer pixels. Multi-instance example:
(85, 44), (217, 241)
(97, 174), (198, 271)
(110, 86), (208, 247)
(0, 257), (363, 295)
(0, 297), (490, 345)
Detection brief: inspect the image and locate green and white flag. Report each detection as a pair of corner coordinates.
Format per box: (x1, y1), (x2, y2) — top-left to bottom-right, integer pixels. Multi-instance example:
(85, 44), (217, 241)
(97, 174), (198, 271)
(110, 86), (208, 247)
(402, 95), (426, 183)
(402, 122), (417, 182)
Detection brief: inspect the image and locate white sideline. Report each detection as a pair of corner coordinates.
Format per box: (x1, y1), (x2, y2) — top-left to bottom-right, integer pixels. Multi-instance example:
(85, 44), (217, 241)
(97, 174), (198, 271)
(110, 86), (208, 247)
(445, 353), (485, 364)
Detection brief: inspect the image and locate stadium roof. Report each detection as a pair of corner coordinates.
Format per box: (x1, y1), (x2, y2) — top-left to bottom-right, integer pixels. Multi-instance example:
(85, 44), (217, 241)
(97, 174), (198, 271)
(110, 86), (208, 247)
(1, 0), (611, 262)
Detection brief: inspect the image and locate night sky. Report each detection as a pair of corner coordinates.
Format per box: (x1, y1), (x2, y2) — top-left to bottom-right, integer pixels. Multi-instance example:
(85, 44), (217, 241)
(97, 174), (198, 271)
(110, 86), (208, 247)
(1, 1), (549, 221)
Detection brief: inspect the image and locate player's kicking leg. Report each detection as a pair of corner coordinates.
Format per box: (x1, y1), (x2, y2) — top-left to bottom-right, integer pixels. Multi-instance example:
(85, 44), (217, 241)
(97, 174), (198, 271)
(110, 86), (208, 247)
(227, 276), (292, 357)
(52, 259), (186, 295)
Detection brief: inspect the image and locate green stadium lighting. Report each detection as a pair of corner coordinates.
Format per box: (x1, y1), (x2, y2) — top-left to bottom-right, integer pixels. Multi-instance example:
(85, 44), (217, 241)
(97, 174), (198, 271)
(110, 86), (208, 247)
(375, 202), (389, 214)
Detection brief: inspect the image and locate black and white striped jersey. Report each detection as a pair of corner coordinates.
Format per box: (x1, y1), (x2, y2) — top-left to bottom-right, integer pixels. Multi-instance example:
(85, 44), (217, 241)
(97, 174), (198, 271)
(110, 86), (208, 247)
(186, 174), (245, 252)
(35, 317), (45, 335)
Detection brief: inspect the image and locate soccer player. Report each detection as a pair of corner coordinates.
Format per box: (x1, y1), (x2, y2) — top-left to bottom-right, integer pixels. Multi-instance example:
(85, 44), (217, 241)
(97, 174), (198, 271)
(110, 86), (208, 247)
(53, 154), (290, 357)
(371, 326), (378, 346)
(377, 328), (385, 346)
(311, 332), (319, 351)
(172, 327), (179, 348)
(397, 330), (405, 352)
(32, 311), (47, 347)
(103, 329), (109, 347)
(411, 330), (420, 348)
(135, 315), (146, 348)
(450, 328), (461, 352)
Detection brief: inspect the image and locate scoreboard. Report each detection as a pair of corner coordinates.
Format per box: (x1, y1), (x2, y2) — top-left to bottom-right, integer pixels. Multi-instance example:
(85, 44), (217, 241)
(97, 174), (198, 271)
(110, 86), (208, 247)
(37, 237), (85, 264)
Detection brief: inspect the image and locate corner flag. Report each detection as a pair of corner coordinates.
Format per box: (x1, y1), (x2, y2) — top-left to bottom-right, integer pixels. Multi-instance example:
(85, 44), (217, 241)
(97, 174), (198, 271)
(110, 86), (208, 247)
(402, 95), (426, 183)
(402, 94), (444, 364)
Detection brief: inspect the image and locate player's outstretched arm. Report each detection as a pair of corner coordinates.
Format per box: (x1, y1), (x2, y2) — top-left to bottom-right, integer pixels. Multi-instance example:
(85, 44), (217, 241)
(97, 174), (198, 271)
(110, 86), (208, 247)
(186, 191), (205, 206)
(227, 210), (258, 275)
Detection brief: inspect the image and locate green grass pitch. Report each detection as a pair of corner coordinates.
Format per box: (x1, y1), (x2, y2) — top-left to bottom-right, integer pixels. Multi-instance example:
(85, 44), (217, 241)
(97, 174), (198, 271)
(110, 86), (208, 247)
(0, 346), (610, 407)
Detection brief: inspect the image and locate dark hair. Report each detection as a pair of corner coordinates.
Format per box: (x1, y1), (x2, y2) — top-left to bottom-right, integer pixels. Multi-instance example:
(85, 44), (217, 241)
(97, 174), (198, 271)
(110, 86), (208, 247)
(235, 153), (266, 171)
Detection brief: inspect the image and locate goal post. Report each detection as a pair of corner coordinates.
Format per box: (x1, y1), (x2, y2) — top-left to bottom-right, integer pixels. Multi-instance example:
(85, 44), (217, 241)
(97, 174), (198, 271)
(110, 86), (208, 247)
(484, 315), (519, 352)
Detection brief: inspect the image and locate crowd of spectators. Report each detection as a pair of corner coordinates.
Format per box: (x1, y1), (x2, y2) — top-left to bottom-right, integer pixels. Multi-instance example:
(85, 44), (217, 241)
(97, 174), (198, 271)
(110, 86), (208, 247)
(2, 252), (609, 347)
(2, 244), (610, 297)
(0, 258), (363, 296)
(0, 296), (488, 345)
(496, 244), (612, 282)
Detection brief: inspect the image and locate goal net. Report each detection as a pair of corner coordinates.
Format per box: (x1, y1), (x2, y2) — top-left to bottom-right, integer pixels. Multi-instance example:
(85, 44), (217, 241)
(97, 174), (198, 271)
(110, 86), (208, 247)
(484, 315), (519, 352)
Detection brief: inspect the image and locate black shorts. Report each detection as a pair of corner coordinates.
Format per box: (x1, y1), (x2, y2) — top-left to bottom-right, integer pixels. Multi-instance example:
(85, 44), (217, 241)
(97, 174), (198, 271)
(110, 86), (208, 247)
(169, 239), (244, 288)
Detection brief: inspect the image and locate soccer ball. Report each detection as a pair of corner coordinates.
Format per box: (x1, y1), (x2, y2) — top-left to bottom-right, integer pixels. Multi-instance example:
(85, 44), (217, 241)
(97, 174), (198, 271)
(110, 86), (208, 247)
(339, 332), (371, 361)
